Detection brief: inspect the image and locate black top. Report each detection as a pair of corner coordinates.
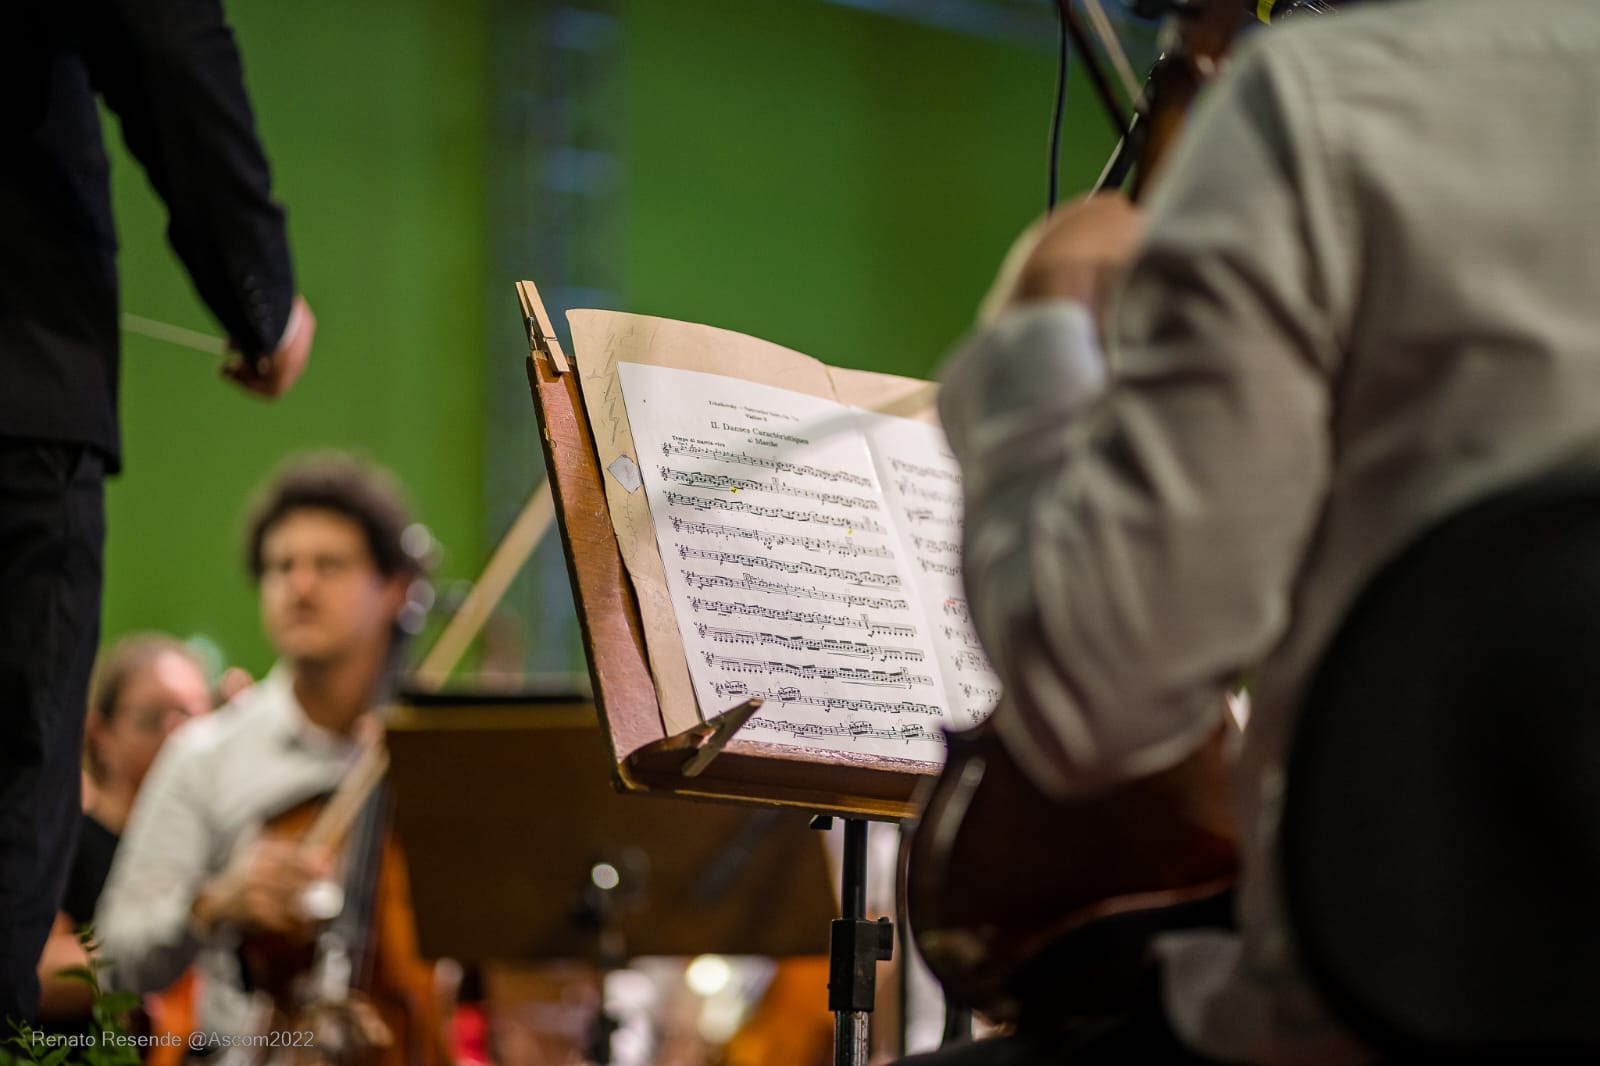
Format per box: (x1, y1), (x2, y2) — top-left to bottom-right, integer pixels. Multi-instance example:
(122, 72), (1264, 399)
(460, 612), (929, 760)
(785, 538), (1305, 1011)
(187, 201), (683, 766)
(0, 0), (295, 472)
(60, 813), (118, 928)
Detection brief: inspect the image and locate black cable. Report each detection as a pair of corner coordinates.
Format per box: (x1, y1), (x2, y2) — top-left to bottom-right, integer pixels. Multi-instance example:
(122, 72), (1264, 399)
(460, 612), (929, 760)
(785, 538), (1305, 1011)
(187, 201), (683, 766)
(1048, 0), (1072, 209)
(1053, 1), (1143, 208)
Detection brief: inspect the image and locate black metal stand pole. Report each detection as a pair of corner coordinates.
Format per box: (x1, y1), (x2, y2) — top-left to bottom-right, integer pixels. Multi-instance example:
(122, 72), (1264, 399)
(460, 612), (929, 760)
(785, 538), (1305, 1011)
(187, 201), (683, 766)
(818, 817), (894, 1066)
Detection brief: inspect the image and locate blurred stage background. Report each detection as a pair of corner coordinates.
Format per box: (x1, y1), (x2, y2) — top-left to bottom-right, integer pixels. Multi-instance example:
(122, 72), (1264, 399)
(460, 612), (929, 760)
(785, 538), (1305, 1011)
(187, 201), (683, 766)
(102, 0), (1130, 681)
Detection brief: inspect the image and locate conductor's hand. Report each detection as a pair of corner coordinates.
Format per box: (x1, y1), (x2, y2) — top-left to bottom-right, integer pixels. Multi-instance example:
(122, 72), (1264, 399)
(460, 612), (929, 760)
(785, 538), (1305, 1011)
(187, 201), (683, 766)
(222, 294), (315, 398)
(191, 837), (332, 937)
(979, 194), (1144, 326)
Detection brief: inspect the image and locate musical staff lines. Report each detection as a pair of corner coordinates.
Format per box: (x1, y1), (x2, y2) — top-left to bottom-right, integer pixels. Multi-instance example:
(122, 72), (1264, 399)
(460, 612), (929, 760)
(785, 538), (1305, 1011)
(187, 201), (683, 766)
(892, 479), (960, 506)
(959, 682), (1001, 705)
(677, 548), (902, 589)
(742, 717), (946, 747)
(658, 466), (881, 512)
(662, 437), (874, 488)
(953, 649), (990, 673)
(702, 652), (934, 690)
(681, 572), (908, 612)
(858, 410), (1001, 731)
(665, 489), (885, 534)
(695, 622), (925, 663)
(903, 506), (960, 530)
(617, 361), (977, 759)
(669, 516), (893, 559)
(888, 457), (962, 484)
(712, 680), (942, 718)
(688, 594), (918, 637)
(940, 623), (982, 648)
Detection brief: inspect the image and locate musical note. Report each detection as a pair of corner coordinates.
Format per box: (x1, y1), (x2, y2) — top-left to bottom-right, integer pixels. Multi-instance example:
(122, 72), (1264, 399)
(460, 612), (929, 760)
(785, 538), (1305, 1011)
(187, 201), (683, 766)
(687, 595), (912, 633)
(953, 649), (991, 672)
(664, 489), (886, 534)
(617, 360), (981, 760)
(680, 572), (910, 612)
(901, 506), (961, 530)
(911, 534), (962, 556)
(669, 516), (895, 559)
(888, 457), (963, 484)
(940, 624), (982, 648)
(710, 680), (943, 718)
(658, 466), (881, 511)
(893, 479), (960, 506)
(693, 623), (926, 663)
(741, 716), (947, 747)
(918, 558), (962, 577)
(661, 438), (874, 488)
(702, 653), (934, 690)
(677, 548), (903, 589)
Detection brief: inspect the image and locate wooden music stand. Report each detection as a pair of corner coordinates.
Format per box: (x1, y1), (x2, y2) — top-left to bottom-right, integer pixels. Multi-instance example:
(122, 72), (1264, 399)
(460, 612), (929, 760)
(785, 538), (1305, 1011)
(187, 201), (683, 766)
(516, 280), (938, 822)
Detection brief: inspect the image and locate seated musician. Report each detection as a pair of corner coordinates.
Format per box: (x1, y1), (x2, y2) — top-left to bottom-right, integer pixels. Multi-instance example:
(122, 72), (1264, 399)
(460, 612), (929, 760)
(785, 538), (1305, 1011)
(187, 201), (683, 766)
(902, 3), (1600, 1064)
(95, 455), (437, 1054)
(37, 633), (212, 1023)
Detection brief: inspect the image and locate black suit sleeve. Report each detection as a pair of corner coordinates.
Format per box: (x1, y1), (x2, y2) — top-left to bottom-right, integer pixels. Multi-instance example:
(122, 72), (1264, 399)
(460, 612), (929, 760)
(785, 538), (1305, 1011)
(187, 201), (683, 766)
(82, 0), (294, 356)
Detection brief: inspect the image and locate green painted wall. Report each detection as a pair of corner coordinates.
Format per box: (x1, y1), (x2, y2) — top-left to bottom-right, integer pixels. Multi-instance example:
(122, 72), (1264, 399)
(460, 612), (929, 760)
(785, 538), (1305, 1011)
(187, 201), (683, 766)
(620, 0), (1115, 377)
(100, 0), (1112, 678)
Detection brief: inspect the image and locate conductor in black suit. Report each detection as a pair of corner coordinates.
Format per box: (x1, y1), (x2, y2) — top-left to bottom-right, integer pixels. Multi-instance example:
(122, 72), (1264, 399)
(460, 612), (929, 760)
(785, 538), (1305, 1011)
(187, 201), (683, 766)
(0, 0), (315, 1024)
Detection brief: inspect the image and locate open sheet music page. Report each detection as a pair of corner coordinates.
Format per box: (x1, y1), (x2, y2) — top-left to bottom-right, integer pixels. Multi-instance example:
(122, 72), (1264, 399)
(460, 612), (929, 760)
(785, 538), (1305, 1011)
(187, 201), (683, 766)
(857, 413), (999, 730)
(616, 361), (996, 760)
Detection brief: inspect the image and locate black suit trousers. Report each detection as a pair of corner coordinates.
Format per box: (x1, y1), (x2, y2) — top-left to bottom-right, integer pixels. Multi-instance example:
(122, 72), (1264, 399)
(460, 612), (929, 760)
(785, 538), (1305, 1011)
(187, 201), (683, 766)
(0, 441), (103, 1025)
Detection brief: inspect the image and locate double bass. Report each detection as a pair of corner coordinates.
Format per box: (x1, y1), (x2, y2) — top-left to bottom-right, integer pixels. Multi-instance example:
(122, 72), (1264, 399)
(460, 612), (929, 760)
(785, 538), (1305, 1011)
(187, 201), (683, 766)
(901, 0), (1330, 1026)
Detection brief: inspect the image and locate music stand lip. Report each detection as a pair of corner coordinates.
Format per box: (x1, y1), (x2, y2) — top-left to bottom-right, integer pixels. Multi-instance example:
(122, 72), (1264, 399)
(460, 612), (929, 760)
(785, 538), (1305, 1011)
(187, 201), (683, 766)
(667, 697), (763, 778)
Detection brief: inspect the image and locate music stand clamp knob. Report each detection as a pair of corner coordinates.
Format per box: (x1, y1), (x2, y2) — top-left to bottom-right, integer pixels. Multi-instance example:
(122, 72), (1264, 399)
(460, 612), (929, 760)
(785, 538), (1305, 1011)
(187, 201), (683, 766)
(827, 915), (894, 1013)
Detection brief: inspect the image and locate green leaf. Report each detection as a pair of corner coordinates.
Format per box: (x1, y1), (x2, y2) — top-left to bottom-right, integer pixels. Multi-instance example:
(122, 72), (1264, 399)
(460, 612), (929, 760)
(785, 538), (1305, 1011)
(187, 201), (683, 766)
(2, 1023), (41, 1065)
(94, 993), (139, 1016)
(38, 1046), (70, 1066)
(53, 966), (98, 989)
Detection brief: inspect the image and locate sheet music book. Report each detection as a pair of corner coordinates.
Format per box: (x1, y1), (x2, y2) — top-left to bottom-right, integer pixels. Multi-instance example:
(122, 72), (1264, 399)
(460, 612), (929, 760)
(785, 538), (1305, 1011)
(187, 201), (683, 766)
(563, 307), (998, 782)
(517, 276), (997, 816)
(614, 360), (996, 758)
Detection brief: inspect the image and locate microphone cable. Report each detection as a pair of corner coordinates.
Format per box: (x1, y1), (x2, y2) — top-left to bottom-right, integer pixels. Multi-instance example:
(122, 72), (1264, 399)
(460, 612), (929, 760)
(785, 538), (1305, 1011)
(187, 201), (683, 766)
(1048, 0), (1073, 210)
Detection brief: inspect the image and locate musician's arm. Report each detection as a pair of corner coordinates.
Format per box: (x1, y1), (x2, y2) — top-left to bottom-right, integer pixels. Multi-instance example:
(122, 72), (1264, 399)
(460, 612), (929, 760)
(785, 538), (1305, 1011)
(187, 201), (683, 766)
(93, 728), (215, 994)
(939, 42), (1346, 798)
(82, 0), (294, 357)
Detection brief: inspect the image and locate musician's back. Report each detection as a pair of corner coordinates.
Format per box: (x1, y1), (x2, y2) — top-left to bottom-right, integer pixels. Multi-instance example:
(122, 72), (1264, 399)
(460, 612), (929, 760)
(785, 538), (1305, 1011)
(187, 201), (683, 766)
(1120, 2), (1600, 1059)
(928, 3), (1600, 1061)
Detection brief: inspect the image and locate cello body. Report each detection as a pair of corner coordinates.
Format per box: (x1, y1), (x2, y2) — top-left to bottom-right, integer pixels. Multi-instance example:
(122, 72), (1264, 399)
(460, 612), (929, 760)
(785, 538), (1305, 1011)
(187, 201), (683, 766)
(238, 793), (449, 1066)
(900, 720), (1237, 1023)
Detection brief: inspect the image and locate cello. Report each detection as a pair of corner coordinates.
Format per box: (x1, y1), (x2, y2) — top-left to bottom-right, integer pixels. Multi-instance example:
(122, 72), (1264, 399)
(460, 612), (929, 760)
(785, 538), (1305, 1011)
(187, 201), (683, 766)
(237, 732), (451, 1066)
(901, 0), (1330, 1027)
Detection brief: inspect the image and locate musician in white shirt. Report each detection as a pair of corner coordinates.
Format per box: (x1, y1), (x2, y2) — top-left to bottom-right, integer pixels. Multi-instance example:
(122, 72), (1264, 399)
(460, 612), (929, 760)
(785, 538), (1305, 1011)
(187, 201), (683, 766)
(915, 1), (1600, 1062)
(95, 456), (423, 1049)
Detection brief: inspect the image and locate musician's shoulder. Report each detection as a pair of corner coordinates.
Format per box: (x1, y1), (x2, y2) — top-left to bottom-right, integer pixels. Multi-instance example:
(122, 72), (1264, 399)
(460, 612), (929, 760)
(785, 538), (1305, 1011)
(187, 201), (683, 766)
(164, 673), (282, 759)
